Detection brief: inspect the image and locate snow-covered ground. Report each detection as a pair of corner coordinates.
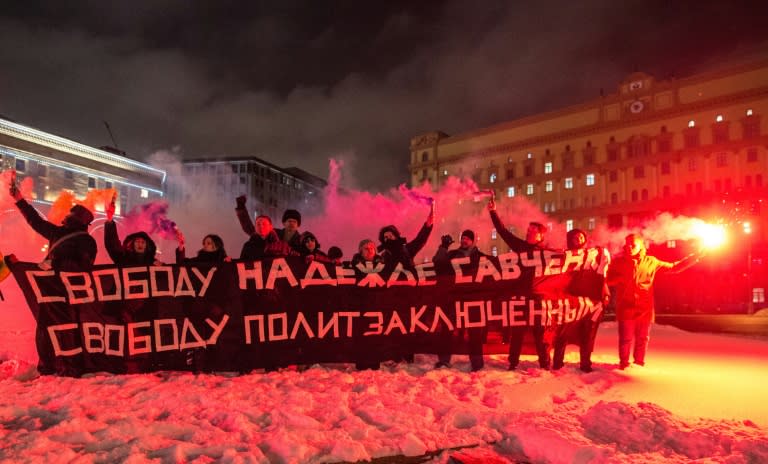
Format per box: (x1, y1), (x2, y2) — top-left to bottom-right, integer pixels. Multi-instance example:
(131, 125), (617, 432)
(1, 276), (767, 463)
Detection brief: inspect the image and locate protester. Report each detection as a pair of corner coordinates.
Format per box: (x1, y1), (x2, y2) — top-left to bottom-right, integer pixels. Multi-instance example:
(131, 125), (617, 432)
(432, 230), (486, 371)
(551, 228), (610, 372)
(351, 239), (384, 370)
(9, 182), (96, 377)
(298, 231), (331, 263)
(239, 215), (294, 260)
(10, 182), (96, 272)
(606, 233), (700, 369)
(488, 197), (552, 370)
(378, 204), (434, 271)
(327, 246), (344, 265)
(176, 231), (230, 263)
(104, 200), (159, 266)
(235, 196), (302, 253)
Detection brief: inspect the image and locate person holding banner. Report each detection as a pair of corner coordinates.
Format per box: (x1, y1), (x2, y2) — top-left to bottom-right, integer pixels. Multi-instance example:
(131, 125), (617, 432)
(176, 232), (230, 263)
(351, 239), (385, 370)
(9, 175), (96, 376)
(487, 198), (552, 370)
(239, 215), (295, 260)
(433, 230), (487, 371)
(104, 200), (159, 266)
(298, 231), (332, 263)
(236, 196), (303, 254)
(551, 229), (610, 372)
(607, 233), (700, 369)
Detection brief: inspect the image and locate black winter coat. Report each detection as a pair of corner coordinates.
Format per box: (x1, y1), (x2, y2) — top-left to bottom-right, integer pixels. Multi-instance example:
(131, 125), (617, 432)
(15, 199), (96, 271)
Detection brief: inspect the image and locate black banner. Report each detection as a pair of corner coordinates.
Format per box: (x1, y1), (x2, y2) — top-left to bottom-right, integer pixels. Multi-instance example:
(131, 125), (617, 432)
(8, 248), (608, 375)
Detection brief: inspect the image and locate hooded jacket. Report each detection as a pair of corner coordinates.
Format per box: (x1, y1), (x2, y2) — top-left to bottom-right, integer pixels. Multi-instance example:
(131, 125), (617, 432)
(15, 199), (97, 271)
(104, 221), (157, 266)
(377, 222), (433, 270)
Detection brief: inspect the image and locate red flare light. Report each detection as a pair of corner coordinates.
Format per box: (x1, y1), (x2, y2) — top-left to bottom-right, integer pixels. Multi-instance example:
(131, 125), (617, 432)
(693, 222), (727, 250)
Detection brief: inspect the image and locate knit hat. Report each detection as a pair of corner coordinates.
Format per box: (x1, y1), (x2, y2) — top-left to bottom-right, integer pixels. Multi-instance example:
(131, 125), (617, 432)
(461, 229), (475, 242)
(282, 209), (301, 226)
(69, 205), (94, 226)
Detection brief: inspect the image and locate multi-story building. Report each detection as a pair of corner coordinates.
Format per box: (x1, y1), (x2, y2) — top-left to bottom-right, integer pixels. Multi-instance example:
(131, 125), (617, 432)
(0, 116), (166, 217)
(167, 157), (326, 223)
(409, 58), (768, 313)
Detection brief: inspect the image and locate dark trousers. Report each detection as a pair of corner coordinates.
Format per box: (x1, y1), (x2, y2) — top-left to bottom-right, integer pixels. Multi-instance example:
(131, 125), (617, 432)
(508, 325), (550, 369)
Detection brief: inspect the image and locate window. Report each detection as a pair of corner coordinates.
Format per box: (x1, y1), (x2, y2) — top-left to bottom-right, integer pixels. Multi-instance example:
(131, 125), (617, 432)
(65, 170), (74, 179)
(716, 114), (724, 123)
(507, 156), (513, 163)
(716, 152), (727, 167)
(607, 147), (619, 161)
(544, 162), (553, 174)
(713, 124), (729, 144)
(753, 288), (765, 304)
(491, 246), (498, 257)
(583, 152), (594, 166)
(610, 193), (618, 204)
(566, 220), (574, 231)
(545, 180), (553, 192)
(747, 148), (758, 162)
(564, 177), (574, 189)
(627, 137), (649, 158)
(743, 119), (760, 139)
(506, 168), (515, 179)
(543, 203), (550, 213)
(641, 189), (649, 200)
(491, 229), (497, 240)
(524, 164), (533, 176)
(88, 177), (96, 188)
(747, 109), (753, 116)
(608, 170), (618, 182)
(507, 186), (515, 197)
(688, 158), (697, 171)
(443, 169), (448, 176)
(657, 138), (671, 153)
(421, 151), (428, 162)
(667, 240), (677, 249)
(526, 184), (534, 195)
(422, 169), (428, 179)
(757, 175), (763, 187)
(489, 173), (497, 183)
(585, 174), (595, 186)
(684, 130), (699, 148)
(562, 153), (574, 170)
(588, 218), (596, 230)
(38, 164), (48, 177)
(633, 166), (645, 178)
(15, 159), (25, 172)
(527, 152), (533, 159)
(105, 181), (112, 189)
(661, 161), (671, 175)
(631, 190), (638, 201)
(231, 165), (238, 174)
(140, 189), (149, 199)
(688, 120), (695, 128)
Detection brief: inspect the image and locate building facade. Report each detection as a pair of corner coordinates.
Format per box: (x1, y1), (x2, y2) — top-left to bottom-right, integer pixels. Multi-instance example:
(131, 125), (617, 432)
(0, 116), (166, 217)
(409, 59), (768, 313)
(167, 157), (326, 223)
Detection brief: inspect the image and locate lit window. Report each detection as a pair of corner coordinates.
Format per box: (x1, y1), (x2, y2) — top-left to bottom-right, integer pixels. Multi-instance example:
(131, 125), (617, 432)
(491, 246), (498, 257)
(527, 152), (533, 159)
(443, 169), (448, 176)
(688, 120), (695, 128)
(753, 287), (765, 303)
(716, 114), (724, 122)
(747, 109), (753, 116)
(543, 203), (550, 212)
(564, 177), (574, 189)
(507, 186), (515, 197)
(550, 202), (556, 212)
(140, 189), (149, 198)
(545, 180), (553, 192)
(526, 183), (534, 195)
(588, 218), (596, 230)
(507, 156), (513, 163)
(586, 174), (595, 186)
(566, 220), (573, 231)
(489, 173), (497, 183)
(491, 229), (497, 239)
(544, 162), (553, 174)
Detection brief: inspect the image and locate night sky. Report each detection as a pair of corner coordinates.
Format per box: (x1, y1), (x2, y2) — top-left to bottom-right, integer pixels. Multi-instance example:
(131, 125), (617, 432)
(2, 1), (767, 191)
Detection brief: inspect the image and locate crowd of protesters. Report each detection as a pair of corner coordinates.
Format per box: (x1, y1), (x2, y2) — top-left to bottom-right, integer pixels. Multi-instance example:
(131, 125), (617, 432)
(6, 181), (704, 376)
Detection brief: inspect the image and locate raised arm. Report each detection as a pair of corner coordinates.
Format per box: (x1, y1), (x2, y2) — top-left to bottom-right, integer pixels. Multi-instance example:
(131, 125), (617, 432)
(236, 195), (255, 236)
(488, 199), (527, 252)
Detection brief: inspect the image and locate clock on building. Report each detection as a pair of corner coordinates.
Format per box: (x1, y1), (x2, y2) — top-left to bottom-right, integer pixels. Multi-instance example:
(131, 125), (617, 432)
(629, 100), (645, 114)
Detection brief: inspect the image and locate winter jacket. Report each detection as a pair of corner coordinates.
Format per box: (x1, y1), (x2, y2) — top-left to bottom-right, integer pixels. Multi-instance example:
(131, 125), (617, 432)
(607, 251), (697, 323)
(432, 245), (485, 275)
(176, 247), (228, 264)
(240, 230), (295, 260)
(377, 222), (433, 270)
(104, 221), (157, 266)
(15, 199), (97, 271)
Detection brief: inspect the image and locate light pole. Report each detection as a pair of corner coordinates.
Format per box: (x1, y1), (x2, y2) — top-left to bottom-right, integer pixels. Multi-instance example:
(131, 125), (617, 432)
(744, 221), (754, 314)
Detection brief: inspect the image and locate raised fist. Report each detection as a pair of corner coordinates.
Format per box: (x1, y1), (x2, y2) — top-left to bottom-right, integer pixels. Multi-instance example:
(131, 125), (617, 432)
(440, 234), (454, 248)
(236, 195), (247, 209)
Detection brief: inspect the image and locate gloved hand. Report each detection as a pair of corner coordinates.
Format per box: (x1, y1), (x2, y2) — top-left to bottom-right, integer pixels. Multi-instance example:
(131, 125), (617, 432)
(236, 195), (247, 209)
(440, 234), (454, 248)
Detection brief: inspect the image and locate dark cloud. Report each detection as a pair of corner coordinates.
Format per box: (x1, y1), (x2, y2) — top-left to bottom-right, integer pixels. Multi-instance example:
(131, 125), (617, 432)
(1, 1), (767, 191)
